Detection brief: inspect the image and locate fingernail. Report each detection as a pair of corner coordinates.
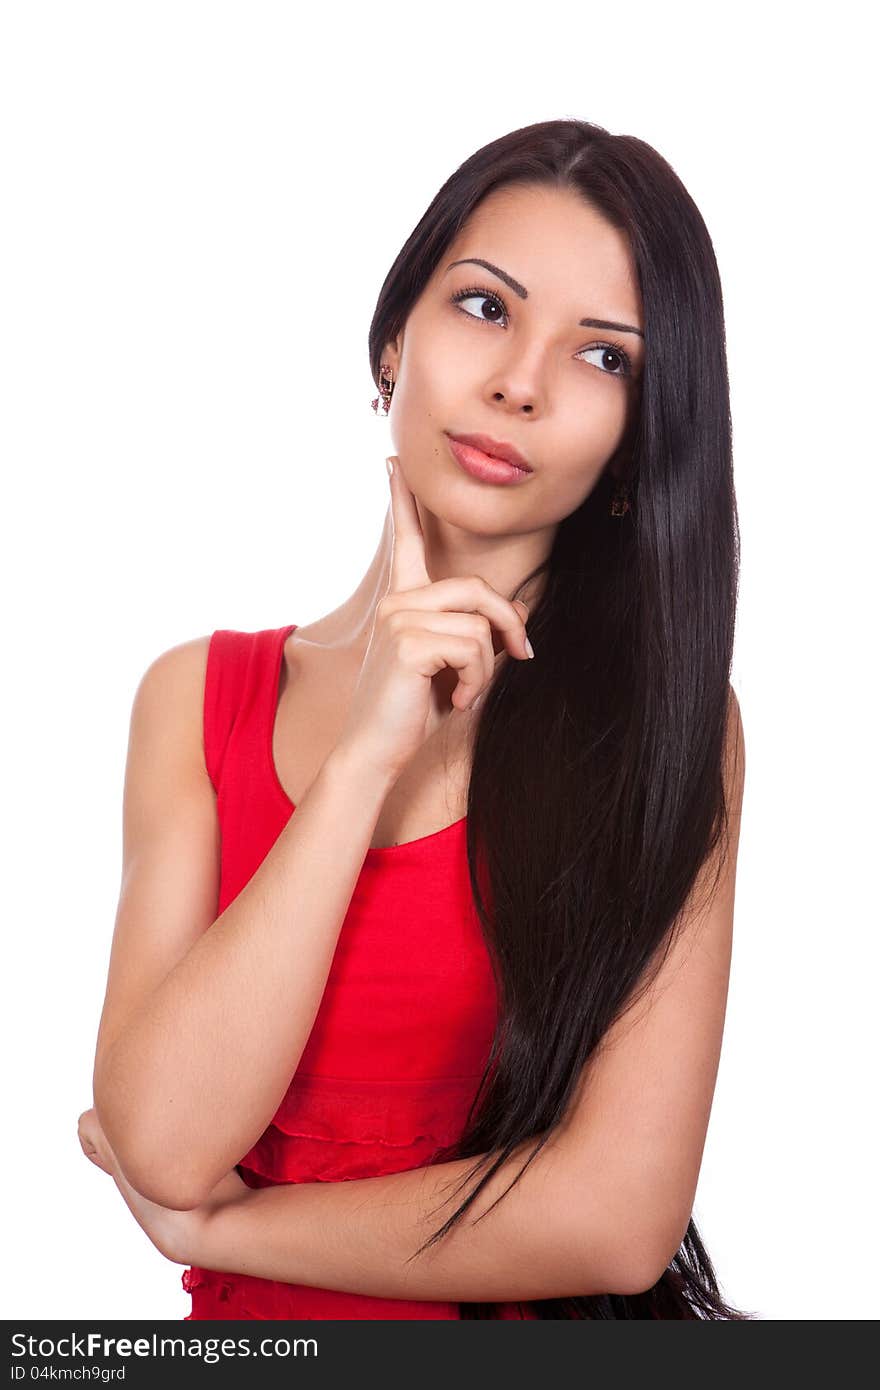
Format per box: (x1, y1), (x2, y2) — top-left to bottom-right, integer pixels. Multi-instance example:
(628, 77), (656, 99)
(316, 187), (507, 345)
(524, 638), (535, 659)
(386, 457), (394, 477)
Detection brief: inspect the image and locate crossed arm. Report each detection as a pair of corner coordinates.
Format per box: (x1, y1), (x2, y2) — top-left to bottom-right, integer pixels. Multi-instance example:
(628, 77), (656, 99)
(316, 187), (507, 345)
(198, 1133), (629, 1302)
(83, 697), (745, 1304)
(82, 1102), (663, 1301)
(84, 796), (738, 1305)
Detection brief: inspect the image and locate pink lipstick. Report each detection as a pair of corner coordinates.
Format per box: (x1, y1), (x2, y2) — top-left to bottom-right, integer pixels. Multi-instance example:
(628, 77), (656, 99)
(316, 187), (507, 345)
(445, 432), (533, 486)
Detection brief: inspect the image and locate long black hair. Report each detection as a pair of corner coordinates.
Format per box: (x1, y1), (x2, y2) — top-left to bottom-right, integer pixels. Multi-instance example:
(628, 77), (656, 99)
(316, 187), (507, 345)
(368, 118), (752, 1319)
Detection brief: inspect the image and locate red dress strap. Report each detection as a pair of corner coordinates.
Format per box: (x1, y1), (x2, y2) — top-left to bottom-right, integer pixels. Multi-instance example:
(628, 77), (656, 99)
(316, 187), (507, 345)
(203, 626), (295, 793)
(203, 629), (251, 791)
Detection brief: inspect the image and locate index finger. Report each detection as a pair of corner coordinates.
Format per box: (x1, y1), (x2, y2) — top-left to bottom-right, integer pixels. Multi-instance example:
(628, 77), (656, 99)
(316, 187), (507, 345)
(387, 455), (431, 594)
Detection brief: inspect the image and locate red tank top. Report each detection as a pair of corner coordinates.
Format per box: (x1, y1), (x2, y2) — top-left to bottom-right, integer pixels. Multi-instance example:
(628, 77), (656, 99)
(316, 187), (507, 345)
(181, 626), (534, 1320)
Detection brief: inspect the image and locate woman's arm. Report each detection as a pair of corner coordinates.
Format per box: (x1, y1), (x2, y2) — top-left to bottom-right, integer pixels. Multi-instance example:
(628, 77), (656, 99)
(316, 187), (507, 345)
(200, 1133), (628, 1303)
(93, 640), (400, 1212)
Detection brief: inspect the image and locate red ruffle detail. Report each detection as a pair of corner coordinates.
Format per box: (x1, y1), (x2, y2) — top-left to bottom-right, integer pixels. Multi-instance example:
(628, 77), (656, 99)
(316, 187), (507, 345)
(239, 1129), (447, 1183)
(183, 1266), (295, 1320)
(237, 1072), (482, 1184)
(182, 1261), (535, 1321)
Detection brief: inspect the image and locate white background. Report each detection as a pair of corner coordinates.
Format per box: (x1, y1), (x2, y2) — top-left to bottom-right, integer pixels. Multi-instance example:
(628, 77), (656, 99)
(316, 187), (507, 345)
(2, 0), (876, 1321)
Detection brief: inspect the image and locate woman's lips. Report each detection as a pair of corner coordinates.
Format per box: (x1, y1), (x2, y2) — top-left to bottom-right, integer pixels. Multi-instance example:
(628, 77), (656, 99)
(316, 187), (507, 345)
(446, 436), (534, 486)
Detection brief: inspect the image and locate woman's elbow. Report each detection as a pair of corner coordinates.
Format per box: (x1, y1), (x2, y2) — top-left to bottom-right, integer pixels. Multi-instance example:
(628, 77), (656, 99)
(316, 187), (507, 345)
(602, 1211), (690, 1296)
(121, 1160), (207, 1212)
(93, 1097), (205, 1211)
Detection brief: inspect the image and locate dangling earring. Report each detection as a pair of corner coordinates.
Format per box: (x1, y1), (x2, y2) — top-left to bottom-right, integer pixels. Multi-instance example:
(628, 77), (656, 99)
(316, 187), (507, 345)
(371, 363), (395, 415)
(610, 479), (631, 517)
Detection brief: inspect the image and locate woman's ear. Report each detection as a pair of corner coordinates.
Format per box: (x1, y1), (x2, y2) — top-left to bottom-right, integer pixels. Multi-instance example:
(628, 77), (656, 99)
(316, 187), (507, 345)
(382, 332), (403, 374)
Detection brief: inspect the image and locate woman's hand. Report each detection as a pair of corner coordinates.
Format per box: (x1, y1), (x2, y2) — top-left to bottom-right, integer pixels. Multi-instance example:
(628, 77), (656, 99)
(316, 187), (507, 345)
(77, 1107), (250, 1266)
(77, 1105), (116, 1177)
(334, 455), (533, 780)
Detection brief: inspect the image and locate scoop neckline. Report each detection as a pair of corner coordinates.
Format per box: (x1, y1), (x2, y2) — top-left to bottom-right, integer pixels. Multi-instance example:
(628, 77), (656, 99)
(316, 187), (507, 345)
(267, 623), (467, 858)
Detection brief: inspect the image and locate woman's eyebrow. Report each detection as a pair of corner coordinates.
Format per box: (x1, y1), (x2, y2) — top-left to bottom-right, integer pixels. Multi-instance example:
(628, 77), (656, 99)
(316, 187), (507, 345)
(445, 257), (645, 340)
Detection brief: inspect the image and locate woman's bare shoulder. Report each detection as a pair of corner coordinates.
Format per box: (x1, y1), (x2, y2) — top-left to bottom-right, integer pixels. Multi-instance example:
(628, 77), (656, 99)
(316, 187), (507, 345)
(137, 634), (212, 697)
(130, 635), (214, 770)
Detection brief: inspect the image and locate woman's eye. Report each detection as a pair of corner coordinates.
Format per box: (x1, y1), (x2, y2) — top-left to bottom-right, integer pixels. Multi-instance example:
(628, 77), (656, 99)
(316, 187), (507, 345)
(452, 290), (633, 378)
(452, 292), (507, 326)
(578, 345), (631, 377)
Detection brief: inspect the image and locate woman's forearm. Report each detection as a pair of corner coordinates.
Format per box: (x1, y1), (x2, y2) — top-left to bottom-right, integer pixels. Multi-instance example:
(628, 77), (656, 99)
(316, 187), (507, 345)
(94, 740), (399, 1210)
(201, 1134), (618, 1303)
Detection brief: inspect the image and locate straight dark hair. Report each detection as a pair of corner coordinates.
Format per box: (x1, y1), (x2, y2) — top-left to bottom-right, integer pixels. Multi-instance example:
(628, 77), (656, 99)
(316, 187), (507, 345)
(368, 118), (752, 1319)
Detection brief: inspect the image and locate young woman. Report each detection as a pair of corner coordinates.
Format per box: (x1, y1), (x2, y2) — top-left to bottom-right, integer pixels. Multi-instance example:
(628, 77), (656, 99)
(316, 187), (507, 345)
(78, 117), (751, 1319)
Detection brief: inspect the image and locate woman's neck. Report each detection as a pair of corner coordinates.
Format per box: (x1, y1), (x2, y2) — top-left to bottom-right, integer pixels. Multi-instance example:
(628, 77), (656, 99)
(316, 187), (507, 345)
(310, 501), (548, 663)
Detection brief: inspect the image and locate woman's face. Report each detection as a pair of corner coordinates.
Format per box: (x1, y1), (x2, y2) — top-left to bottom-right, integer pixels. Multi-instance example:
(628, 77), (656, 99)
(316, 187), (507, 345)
(382, 182), (644, 537)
